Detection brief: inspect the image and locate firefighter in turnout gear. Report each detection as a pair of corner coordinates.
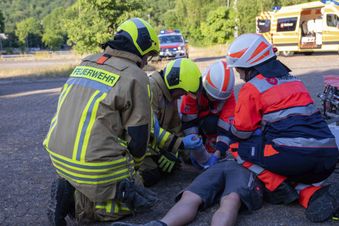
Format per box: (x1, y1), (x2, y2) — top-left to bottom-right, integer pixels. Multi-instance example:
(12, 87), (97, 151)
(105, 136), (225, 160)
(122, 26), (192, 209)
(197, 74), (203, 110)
(44, 18), (160, 225)
(226, 33), (339, 222)
(141, 58), (203, 186)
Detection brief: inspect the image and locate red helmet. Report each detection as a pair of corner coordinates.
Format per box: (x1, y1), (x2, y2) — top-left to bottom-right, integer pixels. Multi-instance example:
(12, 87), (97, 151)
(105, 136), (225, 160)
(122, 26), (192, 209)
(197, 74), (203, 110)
(202, 60), (235, 100)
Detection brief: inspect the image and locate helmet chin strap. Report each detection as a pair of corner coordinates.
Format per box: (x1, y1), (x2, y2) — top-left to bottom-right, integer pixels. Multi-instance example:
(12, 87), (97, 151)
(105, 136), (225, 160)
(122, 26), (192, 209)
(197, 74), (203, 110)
(139, 54), (149, 69)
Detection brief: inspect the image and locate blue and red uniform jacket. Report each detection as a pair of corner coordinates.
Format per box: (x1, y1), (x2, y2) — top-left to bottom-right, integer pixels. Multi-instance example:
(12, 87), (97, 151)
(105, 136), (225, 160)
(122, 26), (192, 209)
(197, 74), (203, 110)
(180, 90), (236, 153)
(226, 73), (338, 157)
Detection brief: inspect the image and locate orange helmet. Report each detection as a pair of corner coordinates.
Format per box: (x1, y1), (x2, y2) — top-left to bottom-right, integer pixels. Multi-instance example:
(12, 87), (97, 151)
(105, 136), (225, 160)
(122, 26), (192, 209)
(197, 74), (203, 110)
(202, 60), (235, 100)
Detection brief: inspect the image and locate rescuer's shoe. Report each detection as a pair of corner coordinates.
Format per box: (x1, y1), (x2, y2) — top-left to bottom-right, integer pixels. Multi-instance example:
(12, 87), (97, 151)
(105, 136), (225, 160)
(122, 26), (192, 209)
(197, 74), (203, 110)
(264, 181), (299, 205)
(47, 177), (75, 226)
(116, 179), (159, 213)
(328, 183), (339, 219)
(305, 183), (339, 222)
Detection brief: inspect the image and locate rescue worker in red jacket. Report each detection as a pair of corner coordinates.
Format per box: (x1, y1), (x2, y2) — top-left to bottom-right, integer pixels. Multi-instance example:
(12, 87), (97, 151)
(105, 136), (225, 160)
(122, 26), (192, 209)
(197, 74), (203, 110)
(225, 33), (339, 222)
(180, 60), (236, 168)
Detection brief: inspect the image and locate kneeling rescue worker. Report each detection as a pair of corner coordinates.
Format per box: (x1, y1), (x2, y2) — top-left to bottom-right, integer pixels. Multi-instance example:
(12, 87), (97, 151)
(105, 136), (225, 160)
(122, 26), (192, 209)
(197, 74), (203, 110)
(225, 33), (339, 222)
(180, 60), (236, 168)
(140, 58), (203, 187)
(43, 18), (160, 225)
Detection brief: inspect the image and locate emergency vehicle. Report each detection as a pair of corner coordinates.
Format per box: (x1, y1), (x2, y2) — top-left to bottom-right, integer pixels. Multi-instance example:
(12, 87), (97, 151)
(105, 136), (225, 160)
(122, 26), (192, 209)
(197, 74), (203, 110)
(256, 0), (339, 56)
(158, 30), (189, 60)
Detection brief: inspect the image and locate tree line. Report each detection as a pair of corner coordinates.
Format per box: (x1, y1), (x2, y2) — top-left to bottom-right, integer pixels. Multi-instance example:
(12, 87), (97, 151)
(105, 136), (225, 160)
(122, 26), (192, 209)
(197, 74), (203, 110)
(0, 0), (314, 54)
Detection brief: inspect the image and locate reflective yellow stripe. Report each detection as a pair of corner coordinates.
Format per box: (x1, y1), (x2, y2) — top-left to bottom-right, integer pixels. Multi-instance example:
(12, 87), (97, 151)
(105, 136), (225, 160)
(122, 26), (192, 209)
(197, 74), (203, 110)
(80, 93), (107, 161)
(51, 156), (133, 173)
(147, 84), (151, 98)
(96, 201), (113, 213)
(159, 129), (171, 148)
(134, 155), (145, 163)
(70, 66), (120, 87)
(114, 202), (120, 214)
(46, 147), (130, 167)
(52, 161), (130, 179)
(119, 201), (130, 212)
(52, 84), (69, 122)
(55, 164), (132, 185)
(121, 207), (130, 211)
(44, 84), (73, 147)
(49, 114), (57, 128)
(73, 90), (100, 160)
(111, 134), (128, 147)
(47, 147), (135, 185)
(56, 170), (131, 185)
(106, 200), (112, 213)
(58, 84), (70, 108)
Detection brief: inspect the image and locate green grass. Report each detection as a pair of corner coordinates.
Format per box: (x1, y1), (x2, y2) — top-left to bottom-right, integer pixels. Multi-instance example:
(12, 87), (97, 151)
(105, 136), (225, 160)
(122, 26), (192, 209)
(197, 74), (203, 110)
(0, 66), (75, 80)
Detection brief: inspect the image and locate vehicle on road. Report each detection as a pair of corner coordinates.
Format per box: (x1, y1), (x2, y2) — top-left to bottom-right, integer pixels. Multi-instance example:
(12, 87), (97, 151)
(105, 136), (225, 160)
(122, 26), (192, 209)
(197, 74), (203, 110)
(256, 0), (339, 56)
(158, 30), (189, 60)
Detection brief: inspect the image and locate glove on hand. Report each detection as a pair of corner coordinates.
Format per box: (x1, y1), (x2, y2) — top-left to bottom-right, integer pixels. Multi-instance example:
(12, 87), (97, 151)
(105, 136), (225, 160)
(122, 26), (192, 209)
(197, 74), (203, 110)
(182, 134), (203, 150)
(117, 179), (159, 213)
(202, 154), (219, 169)
(253, 128), (262, 136)
(158, 150), (181, 173)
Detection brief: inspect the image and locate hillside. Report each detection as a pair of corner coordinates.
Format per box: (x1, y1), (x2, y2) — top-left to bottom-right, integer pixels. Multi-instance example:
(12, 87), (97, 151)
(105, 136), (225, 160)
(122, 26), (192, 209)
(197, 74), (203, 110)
(0, 0), (75, 32)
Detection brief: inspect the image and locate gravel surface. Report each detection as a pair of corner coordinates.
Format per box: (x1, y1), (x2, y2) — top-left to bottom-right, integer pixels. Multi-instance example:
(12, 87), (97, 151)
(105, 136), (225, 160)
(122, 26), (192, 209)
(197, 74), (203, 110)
(0, 53), (338, 226)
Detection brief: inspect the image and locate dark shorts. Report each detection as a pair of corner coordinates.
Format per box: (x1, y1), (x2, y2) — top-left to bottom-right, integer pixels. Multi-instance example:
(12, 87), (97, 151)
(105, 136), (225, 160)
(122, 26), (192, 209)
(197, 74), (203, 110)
(177, 160), (263, 211)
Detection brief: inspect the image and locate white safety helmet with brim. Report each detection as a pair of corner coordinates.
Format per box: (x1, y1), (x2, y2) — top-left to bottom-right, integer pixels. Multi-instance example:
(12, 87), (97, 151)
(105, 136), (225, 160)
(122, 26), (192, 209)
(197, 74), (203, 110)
(202, 60), (235, 100)
(226, 33), (290, 78)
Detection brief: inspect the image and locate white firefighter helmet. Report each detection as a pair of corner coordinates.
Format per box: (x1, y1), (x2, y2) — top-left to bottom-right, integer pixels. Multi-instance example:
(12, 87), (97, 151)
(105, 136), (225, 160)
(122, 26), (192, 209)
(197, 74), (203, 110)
(226, 33), (275, 68)
(202, 60), (235, 100)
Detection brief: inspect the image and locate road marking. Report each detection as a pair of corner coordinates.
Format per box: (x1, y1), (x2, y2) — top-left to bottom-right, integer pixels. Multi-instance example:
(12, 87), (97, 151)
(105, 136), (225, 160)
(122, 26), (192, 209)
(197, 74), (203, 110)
(0, 87), (61, 98)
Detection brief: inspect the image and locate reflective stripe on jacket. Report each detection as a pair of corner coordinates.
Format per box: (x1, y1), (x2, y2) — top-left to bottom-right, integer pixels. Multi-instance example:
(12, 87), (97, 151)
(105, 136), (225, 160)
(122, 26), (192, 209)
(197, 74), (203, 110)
(230, 74), (338, 155)
(43, 48), (151, 201)
(149, 71), (183, 153)
(180, 90), (236, 151)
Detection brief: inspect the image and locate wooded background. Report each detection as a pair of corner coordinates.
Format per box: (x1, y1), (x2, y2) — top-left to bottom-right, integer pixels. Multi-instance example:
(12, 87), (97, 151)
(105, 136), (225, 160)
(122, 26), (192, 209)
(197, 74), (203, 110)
(0, 0), (314, 53)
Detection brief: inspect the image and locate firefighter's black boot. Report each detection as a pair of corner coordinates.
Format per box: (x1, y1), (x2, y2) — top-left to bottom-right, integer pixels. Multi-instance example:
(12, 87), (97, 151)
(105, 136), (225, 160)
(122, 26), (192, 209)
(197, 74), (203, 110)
(47, 177), (75, 226)
(306, 184), (339, 222)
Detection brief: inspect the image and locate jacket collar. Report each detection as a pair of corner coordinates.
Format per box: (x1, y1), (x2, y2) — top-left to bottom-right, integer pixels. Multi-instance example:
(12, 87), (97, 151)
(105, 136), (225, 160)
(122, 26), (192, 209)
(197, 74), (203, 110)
(104, 46), (143, 66)
(253, 57), (291, 78)
(150, 71), (173, 102)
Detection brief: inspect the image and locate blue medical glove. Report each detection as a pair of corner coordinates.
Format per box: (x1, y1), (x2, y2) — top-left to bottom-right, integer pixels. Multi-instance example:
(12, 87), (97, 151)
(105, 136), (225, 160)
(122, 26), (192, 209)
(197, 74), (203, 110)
(202, 155), (219, 169)
(253, 128), (262, 136)
(182, 134), (203, 150)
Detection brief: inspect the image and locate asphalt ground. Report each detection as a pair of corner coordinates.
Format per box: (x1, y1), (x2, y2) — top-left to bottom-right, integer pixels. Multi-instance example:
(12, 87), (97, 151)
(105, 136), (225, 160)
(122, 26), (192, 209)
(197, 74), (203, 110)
(0, 53), (339, 226)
